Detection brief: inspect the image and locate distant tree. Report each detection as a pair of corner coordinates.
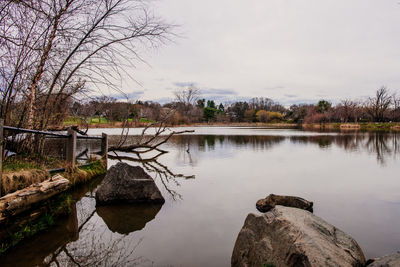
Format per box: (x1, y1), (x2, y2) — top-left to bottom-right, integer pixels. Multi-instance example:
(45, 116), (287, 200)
(256, 110), (268, 122)
(288, 104), (311, 122)
(228, 101), (249, 122)
(336, 99), (359, 122)
(392, 94), (400, 122)
(249, 97), (274, 110)
(197, 99), (205, 108)
(217, 103), (225, 113)
(317, 100), (332, 113)
(203, 107), (217, 122)
(366, 87), (392, 122)
(244, 109), (256, 122)
(267, 111), (284, 122)
(174, 86), (200, 106)
(207, 100), (216, 109)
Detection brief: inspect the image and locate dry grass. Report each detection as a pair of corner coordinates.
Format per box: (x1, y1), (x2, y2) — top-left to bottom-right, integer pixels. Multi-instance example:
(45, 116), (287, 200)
(1, 169), (50, 196)
(340, 123), (361, 129)
(61, 160), (106, 186)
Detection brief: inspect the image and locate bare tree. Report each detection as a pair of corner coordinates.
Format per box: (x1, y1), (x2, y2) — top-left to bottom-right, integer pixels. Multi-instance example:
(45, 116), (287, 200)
(1, 0), (174, 152)
(392, 93), (400, 122)
(366, 87), (392, 122)
(337, 99), (359, 123)
(174, 86), (200, 106)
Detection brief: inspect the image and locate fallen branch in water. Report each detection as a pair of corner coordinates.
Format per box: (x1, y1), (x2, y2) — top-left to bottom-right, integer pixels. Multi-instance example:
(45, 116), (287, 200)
(108, 153), (195, 200)
(108, 128), (194, 154)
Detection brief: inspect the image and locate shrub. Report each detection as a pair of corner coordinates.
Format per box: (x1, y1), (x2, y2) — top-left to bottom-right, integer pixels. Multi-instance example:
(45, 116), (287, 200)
(267, 111), (284, 122)
(256, 110), (268, 122)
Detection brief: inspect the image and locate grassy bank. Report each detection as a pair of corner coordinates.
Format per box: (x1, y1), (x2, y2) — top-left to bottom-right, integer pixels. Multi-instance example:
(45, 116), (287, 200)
(61, 160), (107, 186)
(302, 122), (400, 131)
(0, 192), (74, 254)
(60, 118), (400, 132)
(0, 160), (106, 254)
(2, 156), (106, 196)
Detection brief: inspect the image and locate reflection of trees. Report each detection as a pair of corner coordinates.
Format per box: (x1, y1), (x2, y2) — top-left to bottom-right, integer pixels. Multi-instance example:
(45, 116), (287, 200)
(290, 133), (400, 165)
(0, 176), (150, 266)
(290, 136), (333, 148)
(45, 217), (145, 267)
(169, 135), (286, 151)
(364, 133), (398, 165)
(166, 135), (286, 168)
(168, 133), (399, 165)
(109, 153), (195, 200)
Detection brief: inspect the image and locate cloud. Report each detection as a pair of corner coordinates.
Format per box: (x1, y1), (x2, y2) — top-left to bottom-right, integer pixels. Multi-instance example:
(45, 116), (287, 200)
(316, 94), (328, 98)
(284, 94), (298, 98)
(107, 1), (400, 104)
(264, 86), (286, 91)
(201, 88), (237, 95)
(109, 91), (145, 100)
(173, 82), (197, 87)
(152, 97), (174, 104)
(200, 95), (252, 104)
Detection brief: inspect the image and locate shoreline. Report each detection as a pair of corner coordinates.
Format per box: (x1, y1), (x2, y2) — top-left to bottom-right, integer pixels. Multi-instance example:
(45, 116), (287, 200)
(62, 122), (400, 132)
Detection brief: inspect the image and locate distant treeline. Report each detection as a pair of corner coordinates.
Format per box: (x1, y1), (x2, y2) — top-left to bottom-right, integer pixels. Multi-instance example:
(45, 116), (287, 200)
(67, 86), (400, 125)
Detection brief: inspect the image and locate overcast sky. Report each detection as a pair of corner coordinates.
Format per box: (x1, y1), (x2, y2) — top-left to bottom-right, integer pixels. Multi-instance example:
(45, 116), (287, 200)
(117, 0), (400, 106)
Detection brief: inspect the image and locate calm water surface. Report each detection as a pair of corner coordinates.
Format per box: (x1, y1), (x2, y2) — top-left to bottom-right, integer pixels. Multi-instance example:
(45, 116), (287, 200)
(2, 127), (400, 266)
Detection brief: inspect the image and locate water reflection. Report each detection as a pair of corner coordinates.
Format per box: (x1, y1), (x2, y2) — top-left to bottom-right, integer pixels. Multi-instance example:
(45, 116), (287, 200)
(1, 131), (400, 266)
(289, 132), (400, 165)
(168, 132), (400, 165)
(109, 153), (195, 200)
(0, 176), (147, 267)
(97, 204), (163, 235)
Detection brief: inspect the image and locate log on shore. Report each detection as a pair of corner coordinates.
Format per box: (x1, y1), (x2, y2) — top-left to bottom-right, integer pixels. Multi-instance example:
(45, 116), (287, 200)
(0, 175), (70, 223)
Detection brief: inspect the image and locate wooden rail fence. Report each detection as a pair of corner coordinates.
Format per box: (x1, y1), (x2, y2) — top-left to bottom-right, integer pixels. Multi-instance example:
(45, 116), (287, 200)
(0, 120), (108, 195)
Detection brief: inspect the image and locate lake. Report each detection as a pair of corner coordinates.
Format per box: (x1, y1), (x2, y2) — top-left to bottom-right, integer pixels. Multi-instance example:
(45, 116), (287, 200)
(1, 127), (400, 266)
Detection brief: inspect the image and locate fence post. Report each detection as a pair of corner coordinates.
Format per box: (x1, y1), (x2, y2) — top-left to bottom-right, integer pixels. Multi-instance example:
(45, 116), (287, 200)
(0, 120), (3, 196)
(66, 128), (77, 168)
(101, 133), (108, 168)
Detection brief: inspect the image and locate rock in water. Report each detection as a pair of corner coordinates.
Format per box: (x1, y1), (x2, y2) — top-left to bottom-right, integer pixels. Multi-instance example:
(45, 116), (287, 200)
(232, 206), (366, 267)
(367, 252), (400, 266)
(96, 162), (165, 205)
(256, 194), (313, 212)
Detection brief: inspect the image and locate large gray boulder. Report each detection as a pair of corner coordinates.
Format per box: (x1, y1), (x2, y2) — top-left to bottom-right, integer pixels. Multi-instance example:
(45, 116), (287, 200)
(232, 206), (366, 267)
(368, 252), (400, 266)
(96, 162), (165, 205)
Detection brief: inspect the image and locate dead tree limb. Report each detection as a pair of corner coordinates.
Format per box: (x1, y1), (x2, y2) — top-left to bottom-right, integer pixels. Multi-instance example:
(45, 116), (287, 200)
(108, 153), (195, 200)
(108, 128), (194, 154)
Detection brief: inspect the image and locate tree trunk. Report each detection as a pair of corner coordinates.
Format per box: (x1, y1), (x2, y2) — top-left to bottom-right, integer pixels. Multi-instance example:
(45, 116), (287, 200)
(0, 175), (70, 223)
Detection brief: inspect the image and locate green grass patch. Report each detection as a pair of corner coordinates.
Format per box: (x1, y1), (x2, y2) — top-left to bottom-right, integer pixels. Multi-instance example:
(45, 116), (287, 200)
(90, 117), (109, 124)
(359, 122), (395, 131)
(63, 116), (82, 126)
(139, 117), (156, 123)
(62, 160), (107, 186)
(79, 160), (106, 174)
(3, 154), (65, 172)
(3, 160), (42, 172)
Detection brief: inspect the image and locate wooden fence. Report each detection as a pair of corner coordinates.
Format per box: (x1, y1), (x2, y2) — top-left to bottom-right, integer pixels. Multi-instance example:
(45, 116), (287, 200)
(0, 120), (108, 194)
